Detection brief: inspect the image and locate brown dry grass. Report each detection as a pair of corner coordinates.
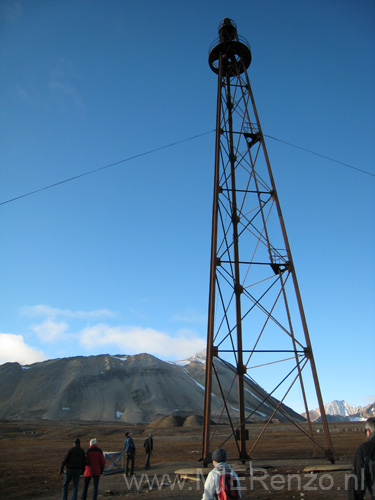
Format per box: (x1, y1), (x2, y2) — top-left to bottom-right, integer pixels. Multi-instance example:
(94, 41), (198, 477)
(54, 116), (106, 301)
(0, 420), (365, 499)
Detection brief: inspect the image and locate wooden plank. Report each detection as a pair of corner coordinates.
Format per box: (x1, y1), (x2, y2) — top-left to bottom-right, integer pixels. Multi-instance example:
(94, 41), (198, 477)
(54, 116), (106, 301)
(175, 465), (246, 479)
(175, 468), (210, 475)
(303, 464), (352, 472)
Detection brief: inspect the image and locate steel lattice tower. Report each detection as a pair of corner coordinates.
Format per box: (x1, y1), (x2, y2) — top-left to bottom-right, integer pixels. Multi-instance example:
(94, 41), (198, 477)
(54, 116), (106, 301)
(201, 19), (334, 465)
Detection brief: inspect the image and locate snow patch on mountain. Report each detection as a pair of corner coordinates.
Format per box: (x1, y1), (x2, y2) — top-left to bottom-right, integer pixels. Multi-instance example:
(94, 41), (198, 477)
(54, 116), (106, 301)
(169, 349), (206, 367)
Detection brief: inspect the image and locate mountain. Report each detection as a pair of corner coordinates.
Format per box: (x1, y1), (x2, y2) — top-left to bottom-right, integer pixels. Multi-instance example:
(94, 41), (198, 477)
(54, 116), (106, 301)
(0, 352), (304, 424)
(302, 400), (375, 422)
(324, 400), (362, 417)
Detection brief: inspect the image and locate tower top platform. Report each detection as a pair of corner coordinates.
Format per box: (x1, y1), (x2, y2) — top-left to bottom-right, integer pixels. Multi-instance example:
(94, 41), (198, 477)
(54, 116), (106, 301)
(208, 18), (251, 75)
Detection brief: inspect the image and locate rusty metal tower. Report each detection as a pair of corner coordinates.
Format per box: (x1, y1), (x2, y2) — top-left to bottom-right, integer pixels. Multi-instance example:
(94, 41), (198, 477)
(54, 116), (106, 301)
(202, 19), (334, 465)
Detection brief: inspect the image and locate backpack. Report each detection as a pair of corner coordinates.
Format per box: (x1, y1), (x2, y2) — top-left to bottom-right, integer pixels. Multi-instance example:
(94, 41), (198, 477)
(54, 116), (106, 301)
(218, 473), (241, 500)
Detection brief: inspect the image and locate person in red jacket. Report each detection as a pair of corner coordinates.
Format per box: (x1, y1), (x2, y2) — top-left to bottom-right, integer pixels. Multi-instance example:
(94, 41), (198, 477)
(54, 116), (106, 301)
(80, 438), (105, 500)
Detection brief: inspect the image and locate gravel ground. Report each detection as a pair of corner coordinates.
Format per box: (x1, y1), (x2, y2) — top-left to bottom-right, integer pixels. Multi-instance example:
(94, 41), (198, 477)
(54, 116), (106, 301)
(0, 420), (364, 499)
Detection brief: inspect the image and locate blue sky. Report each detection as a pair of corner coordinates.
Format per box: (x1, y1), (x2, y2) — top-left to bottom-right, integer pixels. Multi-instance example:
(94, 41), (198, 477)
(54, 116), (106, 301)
(1, 0), (374, 413)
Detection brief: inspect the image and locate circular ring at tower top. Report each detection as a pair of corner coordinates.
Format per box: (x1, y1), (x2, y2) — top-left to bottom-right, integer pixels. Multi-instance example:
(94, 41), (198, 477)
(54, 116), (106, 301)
(209, 39), (251, 75)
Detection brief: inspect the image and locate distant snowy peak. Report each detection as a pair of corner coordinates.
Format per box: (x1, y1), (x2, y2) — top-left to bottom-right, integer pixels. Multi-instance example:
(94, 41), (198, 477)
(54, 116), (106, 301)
(302, 399), (375, 422)
(324, 400), (362, 417)
(170, 349), (207, 367)
(189, 349), (206, 362)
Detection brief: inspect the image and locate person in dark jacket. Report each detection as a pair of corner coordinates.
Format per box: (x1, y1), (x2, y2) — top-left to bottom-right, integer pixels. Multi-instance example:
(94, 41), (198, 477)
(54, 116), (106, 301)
(60, 437), (86, 500)
(80, 438), (105, 500)
(124, 432), (136, 476)
(348, 417), (375, 500)
(144, 433), (153, 469)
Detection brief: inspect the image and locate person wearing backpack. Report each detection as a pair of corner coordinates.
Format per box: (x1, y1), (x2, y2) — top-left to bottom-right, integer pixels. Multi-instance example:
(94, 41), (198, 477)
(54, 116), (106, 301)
(201, 448), (241, 499)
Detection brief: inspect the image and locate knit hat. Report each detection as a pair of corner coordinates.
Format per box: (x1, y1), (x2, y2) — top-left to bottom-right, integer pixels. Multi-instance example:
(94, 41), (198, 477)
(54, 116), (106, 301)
(212, 448), (226, 463)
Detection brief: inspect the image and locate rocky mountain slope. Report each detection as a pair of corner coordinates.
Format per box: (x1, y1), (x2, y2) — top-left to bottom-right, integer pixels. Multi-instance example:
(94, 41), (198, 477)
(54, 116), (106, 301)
(302, 399), (375, 422)
(0, 352), (304, 424)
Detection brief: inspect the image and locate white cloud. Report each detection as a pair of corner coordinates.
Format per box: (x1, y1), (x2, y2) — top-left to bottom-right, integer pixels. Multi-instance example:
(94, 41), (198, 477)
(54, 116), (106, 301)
(16, 304), (206, 361)
(48, 58), (85, 117)
(21, 304), (116, 320)
(21, 304), (62, 318)
(80, 324), (206, 360)
(31, 320), (69, 343)
(171, 310), (207, 324)
(0, 333), (46, 365)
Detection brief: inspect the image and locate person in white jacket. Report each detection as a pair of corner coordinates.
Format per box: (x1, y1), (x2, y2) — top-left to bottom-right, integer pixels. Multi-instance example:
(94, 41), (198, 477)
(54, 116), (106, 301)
(201, 448), (241, 499)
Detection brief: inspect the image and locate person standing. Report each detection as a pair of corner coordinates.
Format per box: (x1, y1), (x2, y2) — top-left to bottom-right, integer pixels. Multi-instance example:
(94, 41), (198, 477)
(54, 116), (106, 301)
(348, 417), (375, 500)
(80, 438), (105, 500)
(124, 432), (136, 476)
(60, 438), (86, 500)
(144, 433), (153, 469)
